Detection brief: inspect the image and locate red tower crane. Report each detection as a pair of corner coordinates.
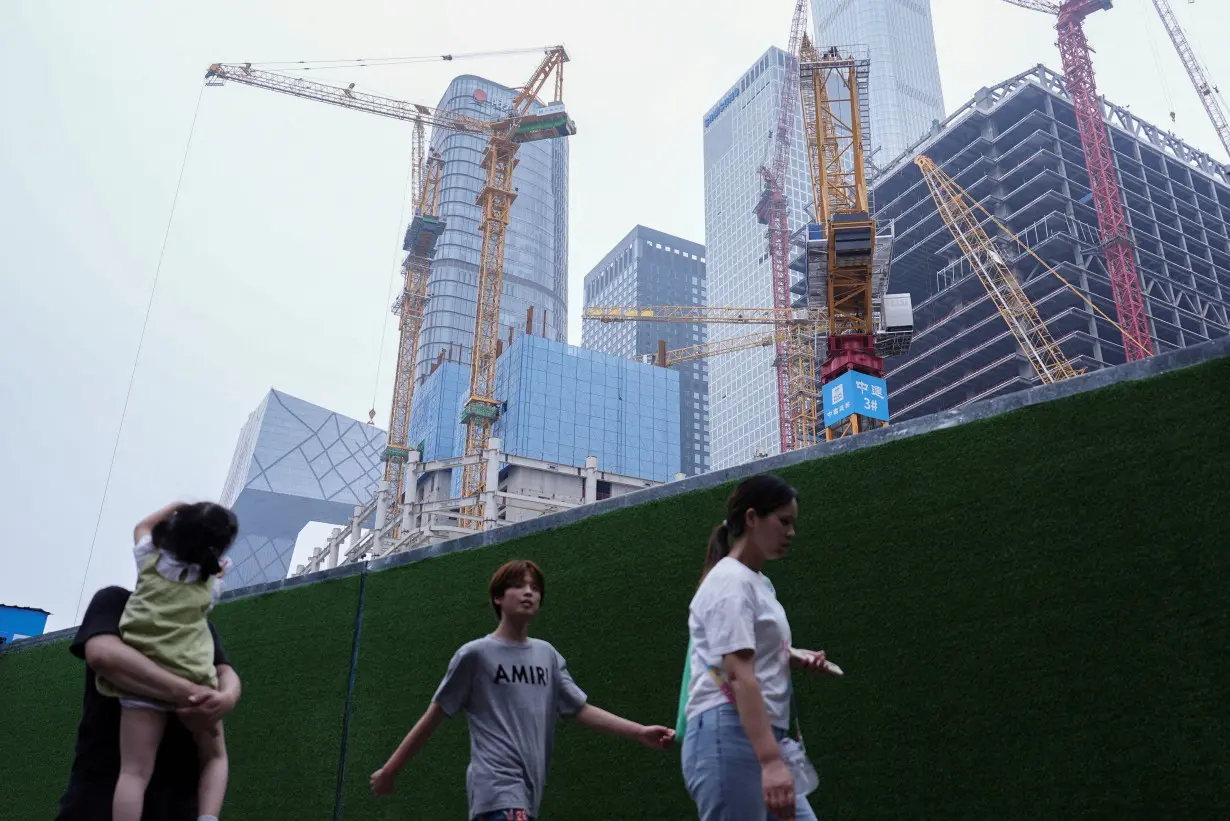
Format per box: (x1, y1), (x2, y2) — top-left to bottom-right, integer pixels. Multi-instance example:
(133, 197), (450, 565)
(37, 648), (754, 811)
(755, 0), (810, 453)
(1002, 0), (1154, 361)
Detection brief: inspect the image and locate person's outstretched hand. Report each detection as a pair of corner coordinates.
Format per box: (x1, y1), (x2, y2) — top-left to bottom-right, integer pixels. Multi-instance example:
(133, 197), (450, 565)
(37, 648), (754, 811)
(789, 647), (843, 676)
(636, 724), (676, 749)
(370, 767), (397, 797)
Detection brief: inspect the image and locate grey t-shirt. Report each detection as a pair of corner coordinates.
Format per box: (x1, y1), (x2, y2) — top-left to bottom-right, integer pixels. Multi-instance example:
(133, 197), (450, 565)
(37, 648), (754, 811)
(433, 635), (588, 819)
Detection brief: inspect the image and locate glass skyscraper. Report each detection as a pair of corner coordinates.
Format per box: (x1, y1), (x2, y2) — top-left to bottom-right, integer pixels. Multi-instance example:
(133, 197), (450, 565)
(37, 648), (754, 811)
(417, 74), (569, 377)
(811, 0), (945, 165)
(581, 226), (710, 476)
(703, 47), (811, 470)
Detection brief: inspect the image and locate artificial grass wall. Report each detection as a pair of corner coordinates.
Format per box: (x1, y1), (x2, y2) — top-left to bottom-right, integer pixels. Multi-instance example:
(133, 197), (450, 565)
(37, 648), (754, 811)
(3, 355), (1228, 819)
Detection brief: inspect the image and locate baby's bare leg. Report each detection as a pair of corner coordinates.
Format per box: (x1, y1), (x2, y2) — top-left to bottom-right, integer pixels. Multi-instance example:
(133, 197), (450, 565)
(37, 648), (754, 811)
(114, 707), (168, 821)
(187, 718), (229, 818)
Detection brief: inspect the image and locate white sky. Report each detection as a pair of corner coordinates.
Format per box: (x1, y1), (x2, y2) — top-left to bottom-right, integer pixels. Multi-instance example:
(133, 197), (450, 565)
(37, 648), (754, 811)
(2, 0), (1226, 631)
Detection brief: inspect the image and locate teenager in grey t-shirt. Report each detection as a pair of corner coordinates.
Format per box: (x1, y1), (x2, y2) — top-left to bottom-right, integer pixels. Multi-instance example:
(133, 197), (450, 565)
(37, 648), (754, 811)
(434, 635), (586, 818)
(370, 560), (677, 820)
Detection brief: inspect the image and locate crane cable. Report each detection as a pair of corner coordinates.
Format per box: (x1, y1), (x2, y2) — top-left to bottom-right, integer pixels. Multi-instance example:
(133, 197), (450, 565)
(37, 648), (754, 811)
(974, 202), (1155, 360)
(239, 46), (554, 73)
(1143, 0), (1178, 123)
(73, 83), (207, 623)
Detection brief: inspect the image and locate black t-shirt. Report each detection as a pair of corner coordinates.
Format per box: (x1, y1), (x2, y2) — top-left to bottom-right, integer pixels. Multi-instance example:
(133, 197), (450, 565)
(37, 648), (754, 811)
(55, 585), (231, 821)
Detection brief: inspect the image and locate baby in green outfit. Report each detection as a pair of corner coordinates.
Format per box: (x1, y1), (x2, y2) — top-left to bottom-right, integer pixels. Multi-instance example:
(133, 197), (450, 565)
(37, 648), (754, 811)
(96, 501), (238, 821)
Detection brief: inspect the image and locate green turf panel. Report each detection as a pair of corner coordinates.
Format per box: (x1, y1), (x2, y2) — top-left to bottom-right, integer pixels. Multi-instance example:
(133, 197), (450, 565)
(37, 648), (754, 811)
(0, 639), (84, 819)
(3, 356), (1228, 819)
(205, 575), (361, 818)
(340, 356), (1230, 819)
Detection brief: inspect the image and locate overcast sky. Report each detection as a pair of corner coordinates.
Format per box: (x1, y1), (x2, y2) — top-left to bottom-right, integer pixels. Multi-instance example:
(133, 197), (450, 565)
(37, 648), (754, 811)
(2, 0), (1226, 631)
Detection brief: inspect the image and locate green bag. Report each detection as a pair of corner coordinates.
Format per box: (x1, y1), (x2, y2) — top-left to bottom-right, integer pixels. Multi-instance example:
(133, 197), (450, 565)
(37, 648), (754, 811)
(675, 639), (694, 741)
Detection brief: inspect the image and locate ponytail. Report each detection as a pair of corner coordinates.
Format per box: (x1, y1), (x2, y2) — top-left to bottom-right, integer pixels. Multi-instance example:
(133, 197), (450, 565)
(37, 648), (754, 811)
(699, 474), (797, 584)
(702, 521), (731, 581)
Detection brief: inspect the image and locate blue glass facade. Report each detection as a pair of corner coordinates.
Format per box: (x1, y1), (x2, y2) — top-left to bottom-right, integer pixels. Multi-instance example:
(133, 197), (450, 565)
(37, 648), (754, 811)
(414, 334), (681, 487)
(417, 74), (569, 378)
(494, 336), (681, 482)
(406, 361), (468, 461)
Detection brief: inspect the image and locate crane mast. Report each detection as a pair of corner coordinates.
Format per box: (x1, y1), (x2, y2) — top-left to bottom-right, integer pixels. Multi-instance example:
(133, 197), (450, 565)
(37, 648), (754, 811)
(382, 143), (444, 530)
(999, 0), (1154, 361)
(1149, 0), (1230, 160)
(916, 156), (1082, 384)
(799, 43), (884, 441)
(458, 47), (572, 527)
(755, 0), (810, 454)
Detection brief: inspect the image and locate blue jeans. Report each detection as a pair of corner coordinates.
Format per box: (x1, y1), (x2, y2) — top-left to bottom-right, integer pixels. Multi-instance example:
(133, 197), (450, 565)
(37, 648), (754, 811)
(474, 811), (531, 821)
(682, 704), (818, 821)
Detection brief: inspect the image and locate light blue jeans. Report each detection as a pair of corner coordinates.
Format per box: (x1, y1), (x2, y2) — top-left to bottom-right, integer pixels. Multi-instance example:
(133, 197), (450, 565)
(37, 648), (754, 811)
(681, 704), (818, 821)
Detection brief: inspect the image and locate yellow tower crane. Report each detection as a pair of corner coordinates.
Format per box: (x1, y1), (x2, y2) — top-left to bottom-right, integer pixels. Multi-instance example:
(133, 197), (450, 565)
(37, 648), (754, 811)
(382, 141), (444, 531)
(206, 47), (574, 530)
(915, 155), (1082, 385)
(797, 41), (887, 441)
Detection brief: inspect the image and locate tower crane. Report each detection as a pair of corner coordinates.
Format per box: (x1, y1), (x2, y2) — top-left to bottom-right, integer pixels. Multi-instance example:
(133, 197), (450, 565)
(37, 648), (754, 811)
(999, 0), (1154, 361)
(1149, 0), (1230, 160)
(916, 155), (1083, 384)
(799, 43), (887, 440)
(755, 0), (810, 454)
(381, 142), (444, 534)
(206, 47), (575, 530)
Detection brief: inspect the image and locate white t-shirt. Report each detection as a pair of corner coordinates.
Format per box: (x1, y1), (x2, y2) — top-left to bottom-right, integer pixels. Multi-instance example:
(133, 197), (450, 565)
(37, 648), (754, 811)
(685, 556), (793, 729)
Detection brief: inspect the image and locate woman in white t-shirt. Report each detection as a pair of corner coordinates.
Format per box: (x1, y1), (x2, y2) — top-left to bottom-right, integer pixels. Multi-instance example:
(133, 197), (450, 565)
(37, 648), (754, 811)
(680, 474), (839, 821)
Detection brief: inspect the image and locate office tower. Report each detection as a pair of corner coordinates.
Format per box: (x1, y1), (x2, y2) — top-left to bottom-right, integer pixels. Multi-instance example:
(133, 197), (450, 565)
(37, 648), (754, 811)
(417, 74), (569, 377)
(220, 390), (386, 587)
(703, 47), (812, 469)
(811, 0), (945, 165)
(874, 65), (1230, 419)
(581, 225), (710, 476)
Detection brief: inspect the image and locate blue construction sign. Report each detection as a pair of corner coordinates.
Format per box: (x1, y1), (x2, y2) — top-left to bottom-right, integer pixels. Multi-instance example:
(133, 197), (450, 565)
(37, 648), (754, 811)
(822, 371), (890, 427)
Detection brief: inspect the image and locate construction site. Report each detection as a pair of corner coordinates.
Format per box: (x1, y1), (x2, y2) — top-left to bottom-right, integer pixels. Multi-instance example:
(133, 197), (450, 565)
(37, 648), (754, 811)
(197, 0), (1230, 586)
(4, 0), (1230, 817)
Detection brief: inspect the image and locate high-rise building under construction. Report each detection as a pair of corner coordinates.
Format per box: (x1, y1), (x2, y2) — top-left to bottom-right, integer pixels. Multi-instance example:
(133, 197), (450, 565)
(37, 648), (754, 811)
(810, 0), (945, 165)
(874, 65), (1230, 420)
(702, 47), (811, 470)
(418, 74), (569, 377)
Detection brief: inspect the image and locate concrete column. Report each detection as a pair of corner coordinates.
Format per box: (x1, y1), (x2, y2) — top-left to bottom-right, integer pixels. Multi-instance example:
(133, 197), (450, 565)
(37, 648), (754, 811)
(583, 455), (598, 504)
(349, 505), (363, 559)
(373, 477), (393, 556)
(401, 451), (421, 532)
(481, 437), (502, 531)
(325, 527), (343, 569)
